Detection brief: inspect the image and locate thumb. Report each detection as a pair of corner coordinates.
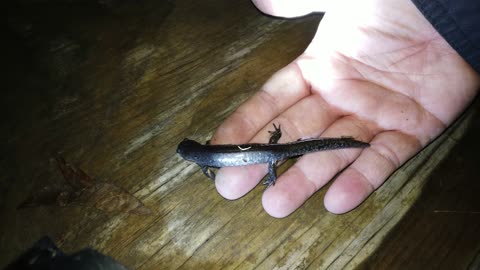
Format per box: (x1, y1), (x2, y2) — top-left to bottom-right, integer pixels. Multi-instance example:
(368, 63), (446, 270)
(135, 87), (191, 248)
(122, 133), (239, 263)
(252, 0), (328, 18)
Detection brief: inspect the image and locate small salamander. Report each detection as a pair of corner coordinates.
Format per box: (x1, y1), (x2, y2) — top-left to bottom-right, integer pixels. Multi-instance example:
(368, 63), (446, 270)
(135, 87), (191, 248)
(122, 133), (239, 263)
(176, 124), (369, 186)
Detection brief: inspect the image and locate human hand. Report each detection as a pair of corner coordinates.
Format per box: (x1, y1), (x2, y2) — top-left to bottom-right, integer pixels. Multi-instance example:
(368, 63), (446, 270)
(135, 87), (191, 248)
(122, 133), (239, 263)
(211, 0), (480, 217)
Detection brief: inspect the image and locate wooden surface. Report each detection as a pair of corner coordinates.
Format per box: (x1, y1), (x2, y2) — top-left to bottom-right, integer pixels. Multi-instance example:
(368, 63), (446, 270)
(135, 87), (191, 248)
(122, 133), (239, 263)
(360, 104), (480, 270)
(3, 1), (479, 269)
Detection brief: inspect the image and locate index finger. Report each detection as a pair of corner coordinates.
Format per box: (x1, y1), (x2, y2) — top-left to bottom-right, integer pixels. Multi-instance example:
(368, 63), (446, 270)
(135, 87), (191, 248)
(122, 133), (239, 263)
(211, 62), (310, 144)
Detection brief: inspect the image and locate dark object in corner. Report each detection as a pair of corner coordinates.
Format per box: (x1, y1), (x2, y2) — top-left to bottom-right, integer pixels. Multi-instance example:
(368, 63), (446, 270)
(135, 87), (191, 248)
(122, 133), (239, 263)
(3, 236), (129, 270)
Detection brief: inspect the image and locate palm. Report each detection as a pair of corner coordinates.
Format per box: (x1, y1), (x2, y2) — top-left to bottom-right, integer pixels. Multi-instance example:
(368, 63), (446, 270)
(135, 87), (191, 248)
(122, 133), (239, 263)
(307, 0), (477, 128)
(212, 0), (479, 217)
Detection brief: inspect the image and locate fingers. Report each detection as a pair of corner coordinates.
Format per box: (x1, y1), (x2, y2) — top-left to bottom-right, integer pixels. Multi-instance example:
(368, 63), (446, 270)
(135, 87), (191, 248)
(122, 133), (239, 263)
(262, 116), (375, 217)
(324, 131), (420, 214)
(251, 0), (327, 18)
(212, 62), (313, 199)
(262, 128), (422, 217)
(215, 165), (266, 200)
(215, 94), (340, 200)
(211, 62), (310, 145)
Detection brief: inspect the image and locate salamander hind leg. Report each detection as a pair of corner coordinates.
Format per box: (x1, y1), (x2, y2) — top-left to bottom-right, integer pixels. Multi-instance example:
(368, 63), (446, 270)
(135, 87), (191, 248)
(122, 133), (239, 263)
(268, 123), (282, 144)
(201, 166), (216, 180)
(263, 161), (277, 186)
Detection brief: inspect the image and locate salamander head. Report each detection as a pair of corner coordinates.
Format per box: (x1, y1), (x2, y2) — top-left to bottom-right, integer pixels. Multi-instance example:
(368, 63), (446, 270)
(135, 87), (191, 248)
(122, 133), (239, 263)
(176, 139), (203, 159)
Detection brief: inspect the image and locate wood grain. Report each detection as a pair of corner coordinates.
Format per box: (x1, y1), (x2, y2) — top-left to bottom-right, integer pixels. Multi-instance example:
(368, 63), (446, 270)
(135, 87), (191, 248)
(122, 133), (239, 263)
(359, 104), (480, 270)
(2, 1), (478, 269)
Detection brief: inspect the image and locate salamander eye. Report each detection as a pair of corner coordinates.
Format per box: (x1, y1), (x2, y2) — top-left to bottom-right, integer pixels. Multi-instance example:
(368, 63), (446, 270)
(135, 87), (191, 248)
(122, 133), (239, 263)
(177, 139), (190, 154)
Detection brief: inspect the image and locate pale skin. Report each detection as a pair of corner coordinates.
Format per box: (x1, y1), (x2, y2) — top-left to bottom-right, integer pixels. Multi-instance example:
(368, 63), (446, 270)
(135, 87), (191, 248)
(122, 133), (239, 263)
(210, 0), (480, 218)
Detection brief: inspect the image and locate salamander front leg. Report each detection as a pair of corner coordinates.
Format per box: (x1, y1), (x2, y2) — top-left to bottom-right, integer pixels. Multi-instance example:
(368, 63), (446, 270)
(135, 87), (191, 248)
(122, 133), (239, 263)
(200, 166), (216, 180)
(264, 161), (277, 186)
(268, 123), (282, 144)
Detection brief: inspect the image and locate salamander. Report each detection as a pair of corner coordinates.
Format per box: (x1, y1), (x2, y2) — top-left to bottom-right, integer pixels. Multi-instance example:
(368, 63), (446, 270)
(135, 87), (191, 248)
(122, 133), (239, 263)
(176, 124), (369, 186)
